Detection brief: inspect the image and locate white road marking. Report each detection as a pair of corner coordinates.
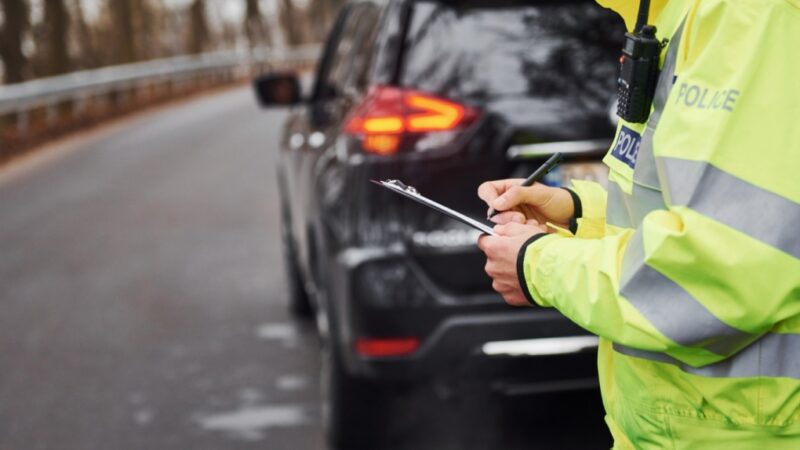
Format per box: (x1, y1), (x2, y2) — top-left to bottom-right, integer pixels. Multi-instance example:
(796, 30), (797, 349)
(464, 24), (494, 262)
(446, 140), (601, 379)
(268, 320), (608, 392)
(128, 392), (146, 405)
(255, 323), (298, 341)
(133, 408), (155, 426)
(238, 387), (263, 404)
(196, 405), (310, 441)
(276, 375), (310, 391)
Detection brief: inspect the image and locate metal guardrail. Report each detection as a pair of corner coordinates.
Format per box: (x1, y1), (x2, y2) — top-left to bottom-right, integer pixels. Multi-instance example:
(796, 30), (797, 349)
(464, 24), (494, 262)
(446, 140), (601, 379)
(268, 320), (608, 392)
(0, 45), (320, 134)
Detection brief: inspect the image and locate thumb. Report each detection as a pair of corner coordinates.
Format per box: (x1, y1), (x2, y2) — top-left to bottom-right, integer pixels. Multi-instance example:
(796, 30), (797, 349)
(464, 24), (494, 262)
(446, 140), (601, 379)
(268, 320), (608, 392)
(493, 183), (553, 211)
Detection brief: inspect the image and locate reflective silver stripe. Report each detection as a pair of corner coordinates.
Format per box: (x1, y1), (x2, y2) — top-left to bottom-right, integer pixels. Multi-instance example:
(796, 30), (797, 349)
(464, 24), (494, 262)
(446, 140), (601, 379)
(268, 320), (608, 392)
(607, 182), (667, 229)
(613, 343), (676, 364)
(620, 229), (753, 355)
(607, 181), (633, 228)
(613, 332), (800, 379)
(659, 157), (800, 258)
(632, 20), (684, 190)
(619, 227), (646, 287)
(633, 128), (662, 190)
(630, 183), (666, 224)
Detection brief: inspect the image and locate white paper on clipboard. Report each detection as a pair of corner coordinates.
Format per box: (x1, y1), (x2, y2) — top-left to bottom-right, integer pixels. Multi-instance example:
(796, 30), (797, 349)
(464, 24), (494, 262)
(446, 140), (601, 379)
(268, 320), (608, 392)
(371, 179), (497, 236)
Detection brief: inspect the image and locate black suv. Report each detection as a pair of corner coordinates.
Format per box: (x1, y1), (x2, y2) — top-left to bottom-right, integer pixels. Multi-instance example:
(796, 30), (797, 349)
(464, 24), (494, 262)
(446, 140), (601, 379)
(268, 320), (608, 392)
(255, 0), (623, 447)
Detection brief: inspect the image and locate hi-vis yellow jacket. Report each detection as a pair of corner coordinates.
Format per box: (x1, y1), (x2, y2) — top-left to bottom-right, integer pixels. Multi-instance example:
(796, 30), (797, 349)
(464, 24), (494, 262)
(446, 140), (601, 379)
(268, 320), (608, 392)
(518, 0), (800, 448)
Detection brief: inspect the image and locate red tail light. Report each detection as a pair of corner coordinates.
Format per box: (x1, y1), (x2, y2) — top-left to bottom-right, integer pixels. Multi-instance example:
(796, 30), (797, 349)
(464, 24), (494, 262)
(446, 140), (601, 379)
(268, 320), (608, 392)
(354, 337), (420, 357)
(344, 86), (478, 155)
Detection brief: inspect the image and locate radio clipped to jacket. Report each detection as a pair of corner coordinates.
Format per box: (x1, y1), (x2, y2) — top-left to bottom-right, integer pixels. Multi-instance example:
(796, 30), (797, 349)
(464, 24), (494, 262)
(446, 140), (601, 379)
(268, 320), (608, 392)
(616, 0), (663, 123)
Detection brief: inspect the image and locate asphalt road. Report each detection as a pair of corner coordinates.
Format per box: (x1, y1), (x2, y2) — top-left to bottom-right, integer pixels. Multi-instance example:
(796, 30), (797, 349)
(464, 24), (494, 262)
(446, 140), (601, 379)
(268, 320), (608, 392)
(0, 87), (610, 450)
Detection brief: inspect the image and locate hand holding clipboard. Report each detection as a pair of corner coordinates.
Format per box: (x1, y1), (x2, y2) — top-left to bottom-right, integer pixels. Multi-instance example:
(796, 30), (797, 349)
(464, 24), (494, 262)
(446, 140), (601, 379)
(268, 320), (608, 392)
(371, 179), (497, 236)
(372, 153), (564, 238)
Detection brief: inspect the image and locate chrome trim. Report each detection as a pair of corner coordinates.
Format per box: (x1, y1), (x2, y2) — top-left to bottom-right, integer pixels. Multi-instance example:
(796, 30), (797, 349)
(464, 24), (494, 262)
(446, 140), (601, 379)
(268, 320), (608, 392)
(482, 336), (598, 357)
(507, 139), (610, 160)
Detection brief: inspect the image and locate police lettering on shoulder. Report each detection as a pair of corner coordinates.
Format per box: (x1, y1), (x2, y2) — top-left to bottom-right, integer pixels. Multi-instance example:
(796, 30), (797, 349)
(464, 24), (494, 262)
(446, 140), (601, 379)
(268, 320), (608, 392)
(674, 82), (740, 112)
(610, 126), (642, 169)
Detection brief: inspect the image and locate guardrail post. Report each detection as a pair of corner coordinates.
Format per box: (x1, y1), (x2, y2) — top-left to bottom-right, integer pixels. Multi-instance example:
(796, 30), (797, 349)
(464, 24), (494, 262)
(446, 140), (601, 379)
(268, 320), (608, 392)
(74, 96), (87, 117)
(17, 110), (29, 137)
(120, 90), (129, 108)
(45, 103), (58, 126)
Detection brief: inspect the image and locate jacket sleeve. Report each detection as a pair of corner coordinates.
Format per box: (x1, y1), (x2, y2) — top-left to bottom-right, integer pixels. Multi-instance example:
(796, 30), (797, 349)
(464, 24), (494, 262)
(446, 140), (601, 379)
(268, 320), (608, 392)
(565, 180), (608, 239)
(564, 179), (630, 239)
(519, 204), (800, 368)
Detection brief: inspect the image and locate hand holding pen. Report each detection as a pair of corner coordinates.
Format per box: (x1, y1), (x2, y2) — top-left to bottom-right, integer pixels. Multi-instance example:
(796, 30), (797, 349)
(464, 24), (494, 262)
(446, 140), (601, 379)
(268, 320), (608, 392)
(477, 153), (576, 228)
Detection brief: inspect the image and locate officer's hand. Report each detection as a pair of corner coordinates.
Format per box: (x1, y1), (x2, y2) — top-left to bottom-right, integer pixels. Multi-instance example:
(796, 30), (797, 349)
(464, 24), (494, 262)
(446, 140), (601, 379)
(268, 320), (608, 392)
(477, 179), (574, 228)
(477, 221), (547, 307)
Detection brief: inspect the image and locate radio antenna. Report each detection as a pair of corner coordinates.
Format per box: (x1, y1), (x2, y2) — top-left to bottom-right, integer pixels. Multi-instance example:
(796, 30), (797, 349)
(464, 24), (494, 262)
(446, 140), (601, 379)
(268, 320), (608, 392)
(635, 0), (651, 32)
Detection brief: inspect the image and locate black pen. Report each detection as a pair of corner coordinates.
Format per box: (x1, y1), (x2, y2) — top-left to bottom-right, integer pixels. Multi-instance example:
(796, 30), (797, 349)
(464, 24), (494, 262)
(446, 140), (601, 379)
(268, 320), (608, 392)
(487, 152), (564, 219)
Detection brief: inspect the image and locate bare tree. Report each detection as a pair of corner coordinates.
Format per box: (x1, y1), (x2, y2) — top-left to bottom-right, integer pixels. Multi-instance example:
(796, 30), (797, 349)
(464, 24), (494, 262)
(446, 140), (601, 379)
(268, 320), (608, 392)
(109, 0), (137, 63)
(305, 0), (324, 42)
(133, 0), (160, 59)
(244, 0), (270, 49)
(40, 0), (71, 76)
(186, 0), (209, 54)
(151, 0), (187, 57)
(306, 0), (345, 42)
(0, 0), (29, 83)
(279, 0), (302, 46)
(3, 0), (305, 84)
(70, 0), (99, 68)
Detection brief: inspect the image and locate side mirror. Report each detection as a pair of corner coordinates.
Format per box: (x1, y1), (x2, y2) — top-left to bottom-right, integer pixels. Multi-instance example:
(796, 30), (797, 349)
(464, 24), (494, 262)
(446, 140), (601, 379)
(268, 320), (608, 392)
(253, 73), (302, 107)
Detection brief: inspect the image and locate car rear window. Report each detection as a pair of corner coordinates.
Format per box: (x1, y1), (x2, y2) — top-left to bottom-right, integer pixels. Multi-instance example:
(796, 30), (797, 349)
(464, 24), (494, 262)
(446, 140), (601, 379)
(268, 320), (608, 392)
(401, 0), (624, 109)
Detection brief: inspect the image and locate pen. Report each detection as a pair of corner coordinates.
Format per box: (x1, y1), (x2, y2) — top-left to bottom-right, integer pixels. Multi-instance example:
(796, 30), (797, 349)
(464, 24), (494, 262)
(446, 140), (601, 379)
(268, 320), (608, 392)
(487, 152), (564, 219)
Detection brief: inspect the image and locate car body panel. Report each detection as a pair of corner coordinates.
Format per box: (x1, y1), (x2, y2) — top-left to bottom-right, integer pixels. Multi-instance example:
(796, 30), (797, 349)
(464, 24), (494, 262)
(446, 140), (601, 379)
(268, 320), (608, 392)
(269, 0), (625, 386)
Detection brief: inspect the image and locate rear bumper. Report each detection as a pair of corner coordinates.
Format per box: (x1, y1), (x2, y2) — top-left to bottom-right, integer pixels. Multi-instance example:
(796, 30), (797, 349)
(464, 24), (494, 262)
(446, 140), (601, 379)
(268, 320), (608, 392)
(328, 246), (598, 392)
(343, 309), (598, 390)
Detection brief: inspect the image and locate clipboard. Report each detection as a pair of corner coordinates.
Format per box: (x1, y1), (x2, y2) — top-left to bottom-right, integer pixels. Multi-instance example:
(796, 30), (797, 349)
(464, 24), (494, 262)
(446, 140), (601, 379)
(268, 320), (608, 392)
(371, 179), (497, 236)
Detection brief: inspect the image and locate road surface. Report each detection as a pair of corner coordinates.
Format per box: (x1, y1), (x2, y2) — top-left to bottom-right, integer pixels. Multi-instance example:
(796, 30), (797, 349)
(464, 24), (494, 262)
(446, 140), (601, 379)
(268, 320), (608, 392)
(0, 87), (610, 449)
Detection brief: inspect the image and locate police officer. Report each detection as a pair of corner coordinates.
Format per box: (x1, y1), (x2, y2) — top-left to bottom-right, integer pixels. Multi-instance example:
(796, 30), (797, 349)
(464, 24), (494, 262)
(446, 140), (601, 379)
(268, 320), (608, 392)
(477, 0), (800, 447)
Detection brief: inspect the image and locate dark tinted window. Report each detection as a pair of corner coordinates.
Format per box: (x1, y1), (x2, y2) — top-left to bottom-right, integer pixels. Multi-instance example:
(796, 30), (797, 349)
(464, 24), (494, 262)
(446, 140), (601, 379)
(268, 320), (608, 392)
(321, 4), (382, 99)
(349, 4), (383, 93)
(401, 0), (624, 111)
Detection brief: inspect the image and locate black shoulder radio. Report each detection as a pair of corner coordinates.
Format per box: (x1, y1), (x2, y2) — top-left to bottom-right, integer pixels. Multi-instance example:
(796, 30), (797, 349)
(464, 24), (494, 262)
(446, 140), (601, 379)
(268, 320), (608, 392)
(616, 0), (663, 123)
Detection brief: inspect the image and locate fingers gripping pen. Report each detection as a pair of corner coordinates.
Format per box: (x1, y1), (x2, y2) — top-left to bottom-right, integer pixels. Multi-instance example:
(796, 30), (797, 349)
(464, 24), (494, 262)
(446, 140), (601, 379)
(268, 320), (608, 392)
(487, 152), (564, 219)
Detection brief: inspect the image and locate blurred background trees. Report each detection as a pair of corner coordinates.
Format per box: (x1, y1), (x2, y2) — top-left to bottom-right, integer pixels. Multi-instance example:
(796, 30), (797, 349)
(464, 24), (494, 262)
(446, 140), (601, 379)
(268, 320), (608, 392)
(244, 0), (270, 49)
(0, 0), (339, 85)
(0, 0), (30, 83)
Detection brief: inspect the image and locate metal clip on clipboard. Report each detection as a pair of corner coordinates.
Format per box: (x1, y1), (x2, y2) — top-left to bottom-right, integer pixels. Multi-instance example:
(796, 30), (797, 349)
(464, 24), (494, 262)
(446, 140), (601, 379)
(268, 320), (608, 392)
(371, 179), (497, 236)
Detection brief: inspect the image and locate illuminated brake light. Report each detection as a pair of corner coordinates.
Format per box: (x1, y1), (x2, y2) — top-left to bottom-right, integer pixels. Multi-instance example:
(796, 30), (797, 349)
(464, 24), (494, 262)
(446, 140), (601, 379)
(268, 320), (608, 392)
(363, 117), (404, 134)
(406, 94), (466, 132)
(354, 337), (420, 357)
(344, 86), (478, 154)
(363, 135), (401, 155)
